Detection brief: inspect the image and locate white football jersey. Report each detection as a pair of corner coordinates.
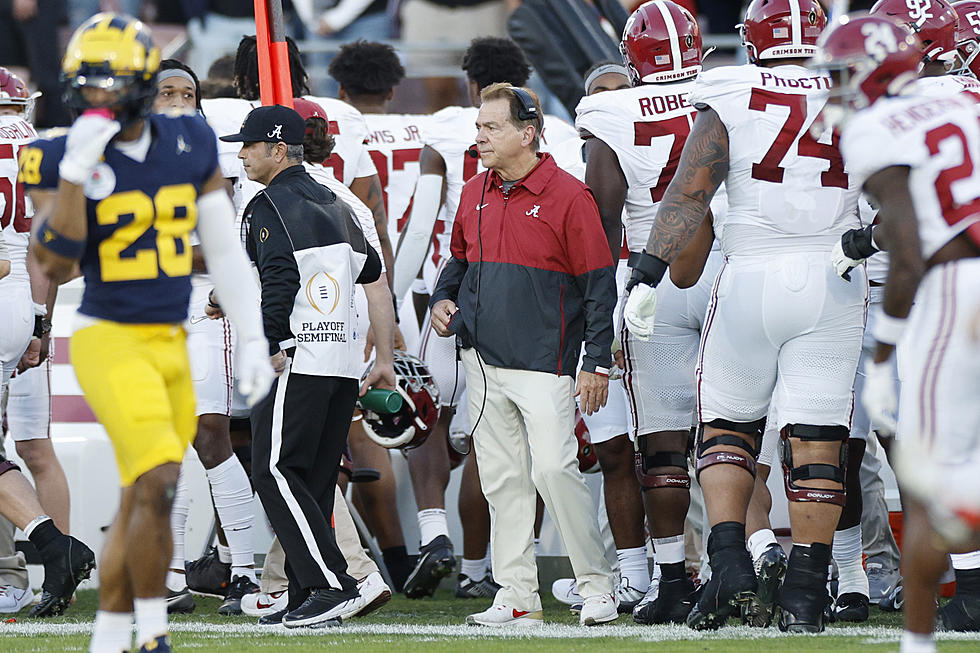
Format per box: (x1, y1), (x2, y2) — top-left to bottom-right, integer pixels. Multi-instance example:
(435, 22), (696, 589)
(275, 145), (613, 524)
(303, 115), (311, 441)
(911, 74), (980, 96)
(0, 114), (38, 286)
(363, 113), (428, 244)
(842, 92), (980, 261)
(549, 134), (586, 181)
(691, 64), (859, 255)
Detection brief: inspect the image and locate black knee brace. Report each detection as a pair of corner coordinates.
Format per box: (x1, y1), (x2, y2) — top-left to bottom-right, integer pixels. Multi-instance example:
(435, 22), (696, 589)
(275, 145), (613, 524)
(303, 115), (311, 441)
(695, 418), (765, 480)
(634, 450), (691, 490)
(779, 424), (849, 506)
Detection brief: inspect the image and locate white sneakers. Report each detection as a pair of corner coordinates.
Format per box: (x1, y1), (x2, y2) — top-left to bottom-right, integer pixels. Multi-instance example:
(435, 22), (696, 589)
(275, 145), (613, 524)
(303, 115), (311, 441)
(241, 589), (287, 617)
(0, 586), (33, 614)
(353, 572), (392, 617)
(580, 592), (619, 626)
(466, 604), (544, 627)
(551, 578), (583, 606)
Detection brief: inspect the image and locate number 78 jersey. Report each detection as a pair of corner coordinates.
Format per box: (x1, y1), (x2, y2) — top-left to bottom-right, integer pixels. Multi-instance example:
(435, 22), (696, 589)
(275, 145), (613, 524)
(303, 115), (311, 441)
(576, 80), (698, 253)
(691, 64), (859, 255)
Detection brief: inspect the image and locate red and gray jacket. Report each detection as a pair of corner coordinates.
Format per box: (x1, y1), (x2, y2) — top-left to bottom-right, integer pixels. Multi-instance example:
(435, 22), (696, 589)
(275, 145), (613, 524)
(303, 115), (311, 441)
(430, 153), (615, 377)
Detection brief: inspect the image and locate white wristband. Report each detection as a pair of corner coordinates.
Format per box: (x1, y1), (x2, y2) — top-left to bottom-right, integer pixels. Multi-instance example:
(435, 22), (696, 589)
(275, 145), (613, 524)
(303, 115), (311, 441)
(33, 302), (47, 316)
(871, 309), (907, 345)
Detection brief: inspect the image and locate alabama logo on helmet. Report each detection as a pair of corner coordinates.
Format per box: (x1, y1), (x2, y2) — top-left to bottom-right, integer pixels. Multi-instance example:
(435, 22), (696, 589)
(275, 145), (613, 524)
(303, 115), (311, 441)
(740, 0), (828, 63)
(620, 0), (703, 85)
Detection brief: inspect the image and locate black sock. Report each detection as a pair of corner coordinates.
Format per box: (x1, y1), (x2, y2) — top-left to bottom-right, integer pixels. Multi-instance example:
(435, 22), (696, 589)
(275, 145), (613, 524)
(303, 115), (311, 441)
(382, 545), (410, 593)
(659, 561), (687, 581)
(707, 521), (746, 555)
(28, 519), (62, 556)
(954, 567), (980, 594)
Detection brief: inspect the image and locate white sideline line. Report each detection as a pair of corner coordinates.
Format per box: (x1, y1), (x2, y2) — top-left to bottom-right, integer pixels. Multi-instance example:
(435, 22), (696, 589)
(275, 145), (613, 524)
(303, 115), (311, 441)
(2, 622), (980, 641)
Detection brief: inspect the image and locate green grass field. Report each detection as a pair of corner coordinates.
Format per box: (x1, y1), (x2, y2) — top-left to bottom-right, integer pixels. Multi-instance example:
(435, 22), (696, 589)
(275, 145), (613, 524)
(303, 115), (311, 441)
(2, 589), (978, 652)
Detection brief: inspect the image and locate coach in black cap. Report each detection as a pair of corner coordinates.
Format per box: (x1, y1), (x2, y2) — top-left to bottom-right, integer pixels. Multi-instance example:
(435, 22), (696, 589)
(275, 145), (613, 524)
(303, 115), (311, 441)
(218, 103), (397, 627)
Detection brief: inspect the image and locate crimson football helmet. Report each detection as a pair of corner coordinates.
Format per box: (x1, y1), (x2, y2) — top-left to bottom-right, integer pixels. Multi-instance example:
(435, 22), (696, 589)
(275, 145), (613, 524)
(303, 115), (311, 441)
(360, 351), (440, 450)
(870, 0), (959, 63)
(740, 0), (827, 64)
(575, 410), (600, 474)
(951, 1), (980, 76)
(620, 0), (703, 85)
(0, 67), (40, 116)
(811, 14), (922, 117)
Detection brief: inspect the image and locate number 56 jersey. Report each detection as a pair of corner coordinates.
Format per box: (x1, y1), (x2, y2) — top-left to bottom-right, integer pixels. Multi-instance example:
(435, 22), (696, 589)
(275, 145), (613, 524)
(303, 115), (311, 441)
(691, 64), (859, 255)
(20, 112), (218, 323)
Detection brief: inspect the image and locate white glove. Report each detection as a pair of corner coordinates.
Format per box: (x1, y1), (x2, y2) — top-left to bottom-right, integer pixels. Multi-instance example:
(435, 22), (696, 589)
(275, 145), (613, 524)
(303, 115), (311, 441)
(831, 239), (864, 281)
(624, 284), (658, 341)
(237, 337), (277, 407)
(59, 109), (121, 185)
(862, 358), (898, 435)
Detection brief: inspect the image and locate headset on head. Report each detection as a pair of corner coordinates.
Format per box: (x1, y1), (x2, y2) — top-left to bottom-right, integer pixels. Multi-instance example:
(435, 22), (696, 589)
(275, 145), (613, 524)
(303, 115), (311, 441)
(508, 86), (538, 121)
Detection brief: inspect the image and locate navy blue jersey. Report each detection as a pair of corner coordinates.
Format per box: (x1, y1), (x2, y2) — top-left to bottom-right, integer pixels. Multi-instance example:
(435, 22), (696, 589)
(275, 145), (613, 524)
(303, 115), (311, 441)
(20, 112), (219, 323)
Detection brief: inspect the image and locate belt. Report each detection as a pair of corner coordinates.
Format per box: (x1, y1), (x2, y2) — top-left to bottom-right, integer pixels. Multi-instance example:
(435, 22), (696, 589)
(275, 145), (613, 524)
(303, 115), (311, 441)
(869, 280), (885, 287)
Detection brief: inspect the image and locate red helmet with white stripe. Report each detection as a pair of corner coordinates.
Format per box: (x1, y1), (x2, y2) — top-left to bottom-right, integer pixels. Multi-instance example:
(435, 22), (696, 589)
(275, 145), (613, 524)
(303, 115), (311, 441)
(740, 0), (828, 64)
(620, 0), (703, 85)
(952, 1), (980, 76)
(870, 0), (959, 63)
(0, 68), (39, 115)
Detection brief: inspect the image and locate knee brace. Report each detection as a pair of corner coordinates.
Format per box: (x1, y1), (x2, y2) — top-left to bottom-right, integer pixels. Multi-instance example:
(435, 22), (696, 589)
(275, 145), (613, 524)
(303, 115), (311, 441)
(0, 449), (20, 477)
(634, 449), (691, 490)
(695, 418), (765, 480)
(779, 423), (849, 506)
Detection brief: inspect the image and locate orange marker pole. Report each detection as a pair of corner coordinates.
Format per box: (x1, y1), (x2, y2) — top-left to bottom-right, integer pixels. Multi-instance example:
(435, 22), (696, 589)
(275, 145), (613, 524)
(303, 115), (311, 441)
(267, 0), (295, 107)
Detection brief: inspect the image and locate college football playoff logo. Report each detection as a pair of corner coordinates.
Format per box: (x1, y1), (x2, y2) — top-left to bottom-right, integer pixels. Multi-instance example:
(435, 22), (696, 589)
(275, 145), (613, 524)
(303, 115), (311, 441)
(306, 271), (340, 315)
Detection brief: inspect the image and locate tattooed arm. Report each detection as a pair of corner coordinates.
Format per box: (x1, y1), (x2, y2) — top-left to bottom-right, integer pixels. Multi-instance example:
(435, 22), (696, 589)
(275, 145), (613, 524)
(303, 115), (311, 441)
(350, 173), (395, 288)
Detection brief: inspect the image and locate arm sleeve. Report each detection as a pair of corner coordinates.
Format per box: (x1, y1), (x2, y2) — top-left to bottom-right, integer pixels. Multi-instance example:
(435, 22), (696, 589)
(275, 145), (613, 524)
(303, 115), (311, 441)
(357, 241), (382, 284)
(428, 216), (467, 306)
(0, 228), (8, 261)
(320, 0), (376, 32)
(564, 191), (616, 374)
(195, 189), (265, 344)
(252, 195), (301, 354)
(393, 173), (442, 298)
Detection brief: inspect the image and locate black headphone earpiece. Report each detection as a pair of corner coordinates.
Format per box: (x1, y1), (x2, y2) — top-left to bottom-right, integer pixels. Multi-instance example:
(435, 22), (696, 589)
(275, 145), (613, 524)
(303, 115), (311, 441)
(508, 86), (538, 122)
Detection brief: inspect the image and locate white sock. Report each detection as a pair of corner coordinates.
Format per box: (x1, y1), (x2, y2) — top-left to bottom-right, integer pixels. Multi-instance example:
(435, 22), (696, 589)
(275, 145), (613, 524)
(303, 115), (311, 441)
(460, 558), (485, 580)
(169, 468), (190, 580)
(89, 611), (133, 653)
(747, 528), (778, 562)
(951, 550), (980, 570)
(653, 535), (685, 565)
(417, 509), (449, 546)
(616, 546), (650, 591)
(165, 570), (186, 593)
(133, 598), (167, 648)
(217, 543), (232, 565)
(207, 455), (256, 582)
(900, 631), (936, 653)
(833, 525), (869, 597)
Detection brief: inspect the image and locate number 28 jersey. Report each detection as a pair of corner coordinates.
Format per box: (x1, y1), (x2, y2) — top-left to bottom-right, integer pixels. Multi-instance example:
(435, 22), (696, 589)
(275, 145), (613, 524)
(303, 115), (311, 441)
(691, 64), (859, 255)
(842, 92), (980, 259)
(20, 112), (219, 323)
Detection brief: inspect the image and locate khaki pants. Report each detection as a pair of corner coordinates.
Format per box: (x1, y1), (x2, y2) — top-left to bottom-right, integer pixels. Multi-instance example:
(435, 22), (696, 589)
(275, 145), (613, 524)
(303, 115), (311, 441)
(261, 484), (378, 592)
(0, 514), (28, 590)
(461, 348), (614, 611)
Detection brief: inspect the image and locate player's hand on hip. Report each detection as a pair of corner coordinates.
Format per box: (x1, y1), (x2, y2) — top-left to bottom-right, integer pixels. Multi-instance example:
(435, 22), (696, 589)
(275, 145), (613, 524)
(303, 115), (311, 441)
(831, 238), (863, 281)
(576, 370), (608, 416)
(360, 361), (396, 396)
(430, 299), (457, 337)
(862, 358), (898, 435)
(59, 109), (121, 186)
(624, 284), (657, 341)
(237, 338), (277, 407)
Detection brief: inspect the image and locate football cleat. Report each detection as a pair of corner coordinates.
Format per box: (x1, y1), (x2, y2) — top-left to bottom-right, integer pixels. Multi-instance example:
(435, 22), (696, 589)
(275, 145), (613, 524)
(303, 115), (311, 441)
(834, 592), (870, 622)
(218, 575), (260, 615)
(455, 573), (501, 599)
(354, 571), (392, 617)
(242, 589), (288, 617)
(551, 578), (583, 606)
(687, 551), (758, 630)
(746, 543), (788, 627)
(633, 576), (697, 624)
(185, 547), (230, 598)
(776, 544), (832, 633)
(403, 535), (456, 599)
(165, 587), (195, 614)
(866, 560), (902, 605)
(465, 603), (544, 627)
(29, 535), (96, 617)
(138, 634), (171, 652)
(937, 567), (980, 631)
(257, 607), (288, 626)
(282, 587), (362, 628)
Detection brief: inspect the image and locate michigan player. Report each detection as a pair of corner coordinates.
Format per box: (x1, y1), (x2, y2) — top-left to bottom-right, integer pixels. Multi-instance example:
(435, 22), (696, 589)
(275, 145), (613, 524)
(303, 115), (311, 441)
(23, 13), (273, 653)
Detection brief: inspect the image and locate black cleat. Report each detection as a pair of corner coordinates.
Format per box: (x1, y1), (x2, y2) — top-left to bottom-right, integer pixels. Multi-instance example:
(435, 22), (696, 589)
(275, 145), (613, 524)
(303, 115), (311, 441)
(937, 570), (980, 632)
(403, 535), (456, 599)
(746, 543), (788, 628)
(185, 546), (231, 598)
(687, 553), (757, 630)
(777, 543), (832, 633)
(258, 607), (288, 625)
(633, 576), (697, 624)
(29, 535), (96, 618)
(282, 587), (361, 628)
(834, 592), (870, 622)
(166, 587), (196, 614)
(454, 573), (500, 599)
(219, 575), (260, 615)
(138, 634), (171, 652)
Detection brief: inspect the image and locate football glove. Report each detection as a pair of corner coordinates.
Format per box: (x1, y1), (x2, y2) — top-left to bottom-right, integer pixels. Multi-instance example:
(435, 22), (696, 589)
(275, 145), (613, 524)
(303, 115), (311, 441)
(624, 284), (658, 341)
(59, 109), (121, 186)
(237, 338), (277, 407)
(832, 225), (878, 281)
(862, 358), (898, 436)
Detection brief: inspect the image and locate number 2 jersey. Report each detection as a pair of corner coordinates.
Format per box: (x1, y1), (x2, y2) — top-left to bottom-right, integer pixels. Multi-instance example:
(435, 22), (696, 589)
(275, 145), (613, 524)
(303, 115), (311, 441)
(20, 112), (219, 323)
(690, 64), (859, 255)
(842, 91), (980, 259)
(0, 113), (37, 288)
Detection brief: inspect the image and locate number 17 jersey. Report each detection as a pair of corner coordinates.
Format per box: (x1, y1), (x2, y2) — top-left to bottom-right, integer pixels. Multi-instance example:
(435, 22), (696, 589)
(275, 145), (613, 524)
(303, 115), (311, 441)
(691, 64), (859, 255)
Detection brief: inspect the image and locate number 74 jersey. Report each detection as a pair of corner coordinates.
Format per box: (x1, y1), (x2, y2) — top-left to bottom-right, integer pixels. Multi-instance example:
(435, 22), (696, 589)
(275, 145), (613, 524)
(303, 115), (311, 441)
(690, 64), (860, 255)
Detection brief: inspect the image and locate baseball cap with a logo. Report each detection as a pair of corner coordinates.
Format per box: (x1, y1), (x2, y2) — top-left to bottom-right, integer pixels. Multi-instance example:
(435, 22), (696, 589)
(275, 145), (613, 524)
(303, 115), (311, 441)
(219, 104), (305, 145)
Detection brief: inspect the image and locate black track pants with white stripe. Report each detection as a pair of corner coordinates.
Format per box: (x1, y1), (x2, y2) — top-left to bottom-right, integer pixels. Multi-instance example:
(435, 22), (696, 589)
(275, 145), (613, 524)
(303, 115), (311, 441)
(251, 360), (358, 593)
